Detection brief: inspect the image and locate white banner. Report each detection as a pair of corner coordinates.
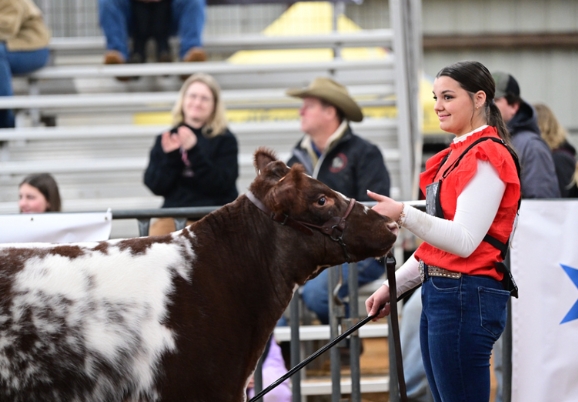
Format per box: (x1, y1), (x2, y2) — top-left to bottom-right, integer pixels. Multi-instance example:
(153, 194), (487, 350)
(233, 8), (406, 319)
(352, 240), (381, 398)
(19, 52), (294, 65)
(510, 200), (578, 402)
(0, 211), (112, 243)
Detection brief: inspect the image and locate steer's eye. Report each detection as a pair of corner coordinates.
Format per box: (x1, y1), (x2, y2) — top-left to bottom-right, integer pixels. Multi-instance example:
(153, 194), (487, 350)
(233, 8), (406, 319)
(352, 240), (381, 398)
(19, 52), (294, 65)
(317, 197), (326, 206)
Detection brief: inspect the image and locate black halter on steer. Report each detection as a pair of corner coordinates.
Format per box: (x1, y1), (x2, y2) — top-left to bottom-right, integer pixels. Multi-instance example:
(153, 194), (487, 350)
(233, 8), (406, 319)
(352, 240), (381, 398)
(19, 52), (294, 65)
(245, 191), (356, 262)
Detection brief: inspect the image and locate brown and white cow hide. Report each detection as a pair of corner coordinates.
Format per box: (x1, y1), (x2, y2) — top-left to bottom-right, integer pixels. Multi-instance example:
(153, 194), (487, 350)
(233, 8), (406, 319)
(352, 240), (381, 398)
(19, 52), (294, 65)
(0, 147), (398, 402)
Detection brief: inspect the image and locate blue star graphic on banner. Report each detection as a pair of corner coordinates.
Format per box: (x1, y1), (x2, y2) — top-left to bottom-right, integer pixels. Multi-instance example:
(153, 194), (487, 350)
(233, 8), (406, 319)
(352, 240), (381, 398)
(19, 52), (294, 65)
(561, 264), (578, 324)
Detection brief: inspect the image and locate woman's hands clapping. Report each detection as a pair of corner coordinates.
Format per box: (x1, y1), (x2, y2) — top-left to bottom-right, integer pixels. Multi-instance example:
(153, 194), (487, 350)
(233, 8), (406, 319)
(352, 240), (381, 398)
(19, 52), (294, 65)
(161, 125), (198, 153)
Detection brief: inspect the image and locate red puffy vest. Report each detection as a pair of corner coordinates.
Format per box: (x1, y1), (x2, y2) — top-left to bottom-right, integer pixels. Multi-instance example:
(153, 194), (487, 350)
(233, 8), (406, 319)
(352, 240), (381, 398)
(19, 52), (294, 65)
(414, 126), (521, 280)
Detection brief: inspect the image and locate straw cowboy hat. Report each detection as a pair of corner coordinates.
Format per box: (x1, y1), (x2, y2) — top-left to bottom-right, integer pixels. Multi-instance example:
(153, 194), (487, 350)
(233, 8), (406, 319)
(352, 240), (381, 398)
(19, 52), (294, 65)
(286, 77), (363, 122)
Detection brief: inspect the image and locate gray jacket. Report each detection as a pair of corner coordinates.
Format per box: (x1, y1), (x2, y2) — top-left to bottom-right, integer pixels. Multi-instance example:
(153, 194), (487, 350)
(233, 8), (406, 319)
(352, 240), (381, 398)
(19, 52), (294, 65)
(508, 101), (560, 199)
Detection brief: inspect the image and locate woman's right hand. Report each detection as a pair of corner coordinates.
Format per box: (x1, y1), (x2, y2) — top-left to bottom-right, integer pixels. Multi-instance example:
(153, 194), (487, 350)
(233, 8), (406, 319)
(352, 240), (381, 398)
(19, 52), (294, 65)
(367, 190), (404, 223)
(365, 284), (392, 321)
(161, 130), (182, 153)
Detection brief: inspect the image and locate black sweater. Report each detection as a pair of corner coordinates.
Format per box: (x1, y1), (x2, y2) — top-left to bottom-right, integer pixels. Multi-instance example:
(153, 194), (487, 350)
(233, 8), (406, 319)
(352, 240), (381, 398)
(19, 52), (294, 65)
(144, 124), (239, 208)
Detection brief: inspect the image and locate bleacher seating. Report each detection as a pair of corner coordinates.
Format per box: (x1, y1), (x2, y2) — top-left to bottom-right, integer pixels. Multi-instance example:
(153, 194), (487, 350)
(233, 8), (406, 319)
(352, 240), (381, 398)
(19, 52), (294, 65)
(0, 24), (418, 399)
(44, 31), (393, 72)
(0, 30), (404, 241)
(0, 119), (400, 213)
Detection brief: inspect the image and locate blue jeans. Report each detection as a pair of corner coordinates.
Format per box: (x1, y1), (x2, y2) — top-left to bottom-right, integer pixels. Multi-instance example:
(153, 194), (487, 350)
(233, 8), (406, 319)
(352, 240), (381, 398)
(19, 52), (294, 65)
(420, 273), (509, 402)
(301, 257), (385, 325)
(98, 0), (206, 60)
(0, 43), (50, 128)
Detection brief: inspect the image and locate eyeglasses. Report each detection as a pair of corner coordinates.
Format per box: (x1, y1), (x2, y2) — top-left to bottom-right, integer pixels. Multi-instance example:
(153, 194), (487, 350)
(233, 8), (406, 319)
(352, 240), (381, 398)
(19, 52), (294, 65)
(186, 93), (213, 103)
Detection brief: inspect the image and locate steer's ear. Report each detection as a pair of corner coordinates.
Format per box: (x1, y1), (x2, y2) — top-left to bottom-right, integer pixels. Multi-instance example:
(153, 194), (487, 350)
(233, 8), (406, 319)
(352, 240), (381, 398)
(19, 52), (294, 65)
(254, 147), (278, 175)
(266, 164), (307, 214)
(249, 148), (290, 201)
(254, 147), (289, 180)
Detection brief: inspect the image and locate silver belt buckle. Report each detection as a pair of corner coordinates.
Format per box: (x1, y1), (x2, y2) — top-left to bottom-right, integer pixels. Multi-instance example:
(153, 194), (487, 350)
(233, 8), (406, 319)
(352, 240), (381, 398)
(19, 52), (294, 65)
(419, 260), (425, 283)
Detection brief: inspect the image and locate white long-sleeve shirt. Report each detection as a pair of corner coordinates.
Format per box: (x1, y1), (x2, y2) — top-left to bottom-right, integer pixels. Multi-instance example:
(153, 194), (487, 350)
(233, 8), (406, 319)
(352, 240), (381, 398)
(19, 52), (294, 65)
(391, 127), (507, 296)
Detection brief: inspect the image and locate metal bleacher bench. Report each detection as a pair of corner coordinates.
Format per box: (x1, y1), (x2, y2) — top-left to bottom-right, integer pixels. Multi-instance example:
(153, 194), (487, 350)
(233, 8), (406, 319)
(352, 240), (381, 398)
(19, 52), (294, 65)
(24, 58), (392, 81)
(0, 118), (402, 216)
(11, 30), (394, 99)
(5, 30), (396, 120)
(0, 84), (396, 113)
(7, 57), (395, 127)
(48, 30), (393, 57)
(0, 29), (407, 243)
(0, 120), (401, 175)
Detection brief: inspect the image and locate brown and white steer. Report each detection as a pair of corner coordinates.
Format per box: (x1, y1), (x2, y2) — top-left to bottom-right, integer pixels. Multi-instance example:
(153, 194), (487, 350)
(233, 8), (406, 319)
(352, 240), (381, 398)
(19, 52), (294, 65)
(0, 148), (397, 402)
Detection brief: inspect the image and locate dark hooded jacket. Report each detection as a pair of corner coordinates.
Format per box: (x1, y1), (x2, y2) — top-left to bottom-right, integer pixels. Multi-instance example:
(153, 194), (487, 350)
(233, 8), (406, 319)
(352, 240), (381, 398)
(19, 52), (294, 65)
(552, 140), (578, 198)
(507, 101), (560, 199)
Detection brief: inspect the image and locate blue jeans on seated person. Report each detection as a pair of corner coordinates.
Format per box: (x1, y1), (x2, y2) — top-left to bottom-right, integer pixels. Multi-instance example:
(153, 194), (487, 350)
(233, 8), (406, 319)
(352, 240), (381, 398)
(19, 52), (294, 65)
(420, 272), (509, 402)
(0, 43), (50, 128)
(300, 257), (385, 325)
(98, 0), (206, 60)
(401, 291), (433, 402)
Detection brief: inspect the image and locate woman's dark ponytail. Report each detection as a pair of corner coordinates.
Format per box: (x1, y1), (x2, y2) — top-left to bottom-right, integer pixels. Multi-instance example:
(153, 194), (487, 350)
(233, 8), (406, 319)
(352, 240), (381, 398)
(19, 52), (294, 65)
(487, 101), (512, 147)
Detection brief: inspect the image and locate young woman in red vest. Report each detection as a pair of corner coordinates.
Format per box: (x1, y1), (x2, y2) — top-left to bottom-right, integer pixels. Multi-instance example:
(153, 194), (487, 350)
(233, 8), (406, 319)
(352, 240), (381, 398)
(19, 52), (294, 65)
(366, 60), (521, 402)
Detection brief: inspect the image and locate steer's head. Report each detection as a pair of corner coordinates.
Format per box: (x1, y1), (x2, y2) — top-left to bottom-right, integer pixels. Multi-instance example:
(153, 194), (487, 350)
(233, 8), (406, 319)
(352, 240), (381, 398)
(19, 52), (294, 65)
(249, 147), (398, 271)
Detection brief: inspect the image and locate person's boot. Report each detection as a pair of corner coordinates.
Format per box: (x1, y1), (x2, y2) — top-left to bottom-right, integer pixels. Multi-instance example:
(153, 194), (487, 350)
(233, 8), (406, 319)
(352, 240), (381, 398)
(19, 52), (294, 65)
(157, 38), (173, 63)
(103, 50), (132, 82)
(129, 52), (144, 64)
(158, 51), (173, 63)
(104, 50), (125, 65)
(182, 47), (207, 62)
(180, 47), (207, 80)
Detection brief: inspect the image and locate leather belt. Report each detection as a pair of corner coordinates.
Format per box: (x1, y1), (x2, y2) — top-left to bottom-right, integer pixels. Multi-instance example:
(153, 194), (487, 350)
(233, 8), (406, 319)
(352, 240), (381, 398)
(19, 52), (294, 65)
(419, 261), (462, 282)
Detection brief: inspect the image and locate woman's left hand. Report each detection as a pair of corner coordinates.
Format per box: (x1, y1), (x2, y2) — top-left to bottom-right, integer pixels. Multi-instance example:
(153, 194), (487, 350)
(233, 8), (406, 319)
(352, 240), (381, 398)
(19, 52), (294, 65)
(161, 131), (182, 153)
(367, 190), (404, 222)
(365, 284), (392, 320)
(177, 125), (198, 151)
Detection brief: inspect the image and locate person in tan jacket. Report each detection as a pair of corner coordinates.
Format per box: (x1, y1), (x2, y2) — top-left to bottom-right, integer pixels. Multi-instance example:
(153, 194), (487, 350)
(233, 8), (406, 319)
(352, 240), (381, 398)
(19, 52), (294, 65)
(0, 0), (51, 128)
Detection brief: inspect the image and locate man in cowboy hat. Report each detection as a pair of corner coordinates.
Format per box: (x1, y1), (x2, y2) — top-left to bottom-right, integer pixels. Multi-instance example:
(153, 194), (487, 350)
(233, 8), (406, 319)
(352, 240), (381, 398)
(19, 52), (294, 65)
(286, 76), (390, 199)
(281, 76), (391, 341)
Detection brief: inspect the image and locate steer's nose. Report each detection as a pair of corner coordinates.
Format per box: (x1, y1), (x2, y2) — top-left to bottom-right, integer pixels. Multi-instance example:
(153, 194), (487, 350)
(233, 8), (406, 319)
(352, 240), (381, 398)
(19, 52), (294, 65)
(387, 221), (399, 237)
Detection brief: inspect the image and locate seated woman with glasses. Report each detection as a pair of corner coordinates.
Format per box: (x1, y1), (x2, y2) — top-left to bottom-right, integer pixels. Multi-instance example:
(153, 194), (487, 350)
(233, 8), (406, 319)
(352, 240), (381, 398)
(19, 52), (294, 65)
(144, 73), (239, 236)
